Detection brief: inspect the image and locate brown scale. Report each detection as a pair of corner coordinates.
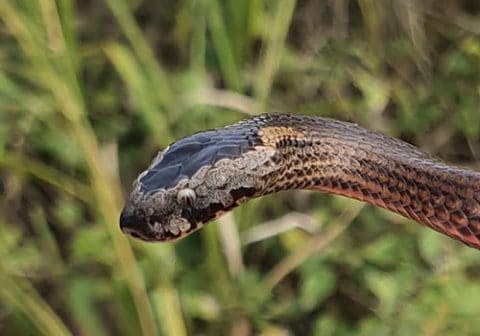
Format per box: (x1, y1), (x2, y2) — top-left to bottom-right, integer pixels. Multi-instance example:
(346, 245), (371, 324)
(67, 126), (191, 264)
(254, 115), (480, 249)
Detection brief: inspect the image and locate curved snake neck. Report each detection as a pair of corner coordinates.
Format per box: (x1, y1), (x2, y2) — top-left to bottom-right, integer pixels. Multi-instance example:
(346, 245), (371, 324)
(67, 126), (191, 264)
(121, 114), (480, 249)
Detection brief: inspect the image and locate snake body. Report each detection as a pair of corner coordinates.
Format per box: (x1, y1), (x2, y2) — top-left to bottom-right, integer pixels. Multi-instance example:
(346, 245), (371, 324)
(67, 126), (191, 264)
(120, 114), (480, 249)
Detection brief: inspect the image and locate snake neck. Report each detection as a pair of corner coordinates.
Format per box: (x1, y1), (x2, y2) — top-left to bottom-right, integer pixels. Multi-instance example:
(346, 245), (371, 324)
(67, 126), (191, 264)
(255, 116), (480, 249)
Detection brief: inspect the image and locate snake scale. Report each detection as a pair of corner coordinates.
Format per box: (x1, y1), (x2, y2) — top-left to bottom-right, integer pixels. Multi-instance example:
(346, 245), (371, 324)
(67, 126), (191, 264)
(120, 114), (480, 250)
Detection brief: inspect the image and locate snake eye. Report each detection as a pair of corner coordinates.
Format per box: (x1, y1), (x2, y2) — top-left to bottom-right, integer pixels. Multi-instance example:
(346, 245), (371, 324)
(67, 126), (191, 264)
(177, 188), (196, 207)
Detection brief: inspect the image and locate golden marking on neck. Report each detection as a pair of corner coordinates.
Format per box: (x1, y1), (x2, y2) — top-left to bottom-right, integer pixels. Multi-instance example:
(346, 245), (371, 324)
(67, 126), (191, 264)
(258, 126), (308, 147)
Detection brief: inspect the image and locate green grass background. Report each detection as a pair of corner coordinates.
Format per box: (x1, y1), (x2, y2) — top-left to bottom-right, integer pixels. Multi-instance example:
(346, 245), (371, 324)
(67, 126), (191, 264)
(1, 1), (480, 335)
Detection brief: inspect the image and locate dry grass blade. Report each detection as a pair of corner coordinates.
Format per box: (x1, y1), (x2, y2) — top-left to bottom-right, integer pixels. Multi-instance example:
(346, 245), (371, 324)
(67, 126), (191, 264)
(185, 88), (261, 116)
(241, 212), (317, 245)
(152, 280), (188, 336)
(218, 213), (245, 276)
(264, 202), (365, 290)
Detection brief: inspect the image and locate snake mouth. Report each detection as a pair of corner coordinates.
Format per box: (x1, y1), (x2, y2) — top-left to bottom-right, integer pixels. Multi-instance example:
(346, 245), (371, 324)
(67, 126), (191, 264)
(121, 227), (152, 241)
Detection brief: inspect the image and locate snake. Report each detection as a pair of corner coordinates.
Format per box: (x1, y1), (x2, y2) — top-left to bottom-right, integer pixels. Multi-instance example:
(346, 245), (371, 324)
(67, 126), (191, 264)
(119, 114), (480, 250)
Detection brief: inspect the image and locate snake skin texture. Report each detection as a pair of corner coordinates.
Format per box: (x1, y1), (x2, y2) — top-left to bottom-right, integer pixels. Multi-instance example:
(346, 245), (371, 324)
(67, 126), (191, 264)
(120, 114), (480, 249)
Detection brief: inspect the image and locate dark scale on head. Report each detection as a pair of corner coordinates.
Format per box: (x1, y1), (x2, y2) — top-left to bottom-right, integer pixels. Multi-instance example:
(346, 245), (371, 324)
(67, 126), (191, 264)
(139, 125), (263, 193)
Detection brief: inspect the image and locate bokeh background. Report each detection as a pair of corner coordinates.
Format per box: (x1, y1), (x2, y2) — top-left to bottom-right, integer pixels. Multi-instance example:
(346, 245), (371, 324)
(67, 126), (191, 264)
(2, 0), (480, 335)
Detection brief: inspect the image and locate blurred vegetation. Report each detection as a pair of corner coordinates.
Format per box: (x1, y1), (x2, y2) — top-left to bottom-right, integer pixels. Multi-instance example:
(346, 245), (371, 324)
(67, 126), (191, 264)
(1, 0), (480, 335)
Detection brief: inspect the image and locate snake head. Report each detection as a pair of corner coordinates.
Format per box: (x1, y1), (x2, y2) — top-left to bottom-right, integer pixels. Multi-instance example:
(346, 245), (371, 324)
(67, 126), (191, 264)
(119, 124), (276, 242)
